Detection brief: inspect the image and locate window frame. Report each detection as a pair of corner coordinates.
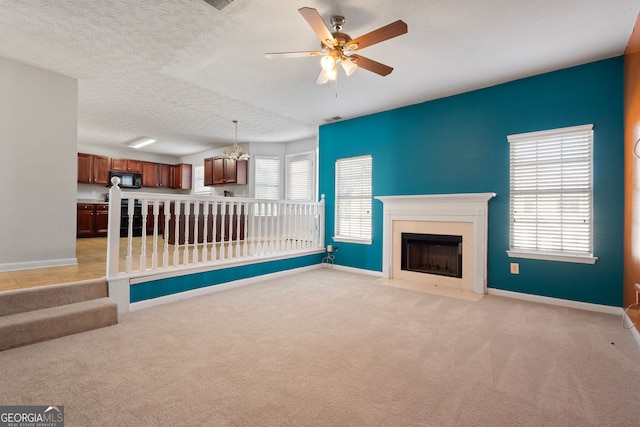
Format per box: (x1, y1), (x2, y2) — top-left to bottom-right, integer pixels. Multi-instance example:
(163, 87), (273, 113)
(333, 154), (373, 245)
(507, 124), (597, 264)
(253, 155), (281, 217)
(193, 165), (211, 195)
(285, 151), (316, 202)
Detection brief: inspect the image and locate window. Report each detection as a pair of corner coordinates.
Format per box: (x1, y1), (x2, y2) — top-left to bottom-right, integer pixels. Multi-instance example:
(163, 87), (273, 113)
(254, 156), (280, 200)
(507, 124), (597, 264)
(334, 155), (372, 244)
(193, 165), (211, 195)
(254, 156), (280, 216)
(286, 152), (315, 201)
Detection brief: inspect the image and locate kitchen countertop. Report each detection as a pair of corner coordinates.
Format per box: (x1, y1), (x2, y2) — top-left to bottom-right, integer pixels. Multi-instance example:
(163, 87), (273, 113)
(77, 199), (109, 204)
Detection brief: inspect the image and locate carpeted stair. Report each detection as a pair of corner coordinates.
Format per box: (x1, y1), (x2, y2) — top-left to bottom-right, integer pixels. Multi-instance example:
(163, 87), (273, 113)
(0, 278), (118, 351)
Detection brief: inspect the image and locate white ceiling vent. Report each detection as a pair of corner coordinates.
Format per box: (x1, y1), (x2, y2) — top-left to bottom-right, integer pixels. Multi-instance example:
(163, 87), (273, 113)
(202, 0), (234, 11)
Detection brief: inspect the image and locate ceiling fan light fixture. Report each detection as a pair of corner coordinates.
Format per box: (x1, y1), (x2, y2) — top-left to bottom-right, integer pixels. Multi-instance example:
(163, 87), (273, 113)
(321, 54), (336, 71)
(341, 58), (357, 76)
(324, 66), (337, 81)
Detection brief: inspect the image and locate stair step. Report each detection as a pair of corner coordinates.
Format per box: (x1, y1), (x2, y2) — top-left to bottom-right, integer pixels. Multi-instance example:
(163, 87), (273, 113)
(0, 297), (117, 351)
(0, 278), (109, 316)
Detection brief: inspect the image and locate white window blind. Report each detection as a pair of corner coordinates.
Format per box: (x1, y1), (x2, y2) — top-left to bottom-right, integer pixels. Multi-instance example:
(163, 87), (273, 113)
(335, 155), (372, 242)
(255, 157), (280, 200)
(193, 165), (211, 195)
(286, 154), (314, 201)
(508, 124), (594, 260)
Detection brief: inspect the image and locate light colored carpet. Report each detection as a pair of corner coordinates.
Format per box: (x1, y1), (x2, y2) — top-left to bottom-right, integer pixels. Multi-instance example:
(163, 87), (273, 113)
(0, 269), (639, 426)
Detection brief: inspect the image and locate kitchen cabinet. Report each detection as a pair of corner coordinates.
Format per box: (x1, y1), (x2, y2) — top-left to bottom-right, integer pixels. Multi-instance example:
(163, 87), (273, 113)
(78, 153), (110, 185)
(146, 203), (165, 235)
(142, 162), (172, 188)
(204, 157), (247, 186)
(77, 203), (109, 238)
(111, 158), (143, 173)
(171, 163), (192, 190)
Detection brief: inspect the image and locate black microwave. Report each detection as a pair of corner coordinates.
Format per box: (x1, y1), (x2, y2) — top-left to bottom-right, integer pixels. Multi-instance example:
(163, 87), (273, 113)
(108, 171), (142, 189)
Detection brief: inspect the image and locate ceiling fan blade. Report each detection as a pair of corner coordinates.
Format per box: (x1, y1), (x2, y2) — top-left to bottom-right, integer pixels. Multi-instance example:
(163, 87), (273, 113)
(348, 20), (408, 51)
(349, 54), (393, 76)
(298, 7), (336, 47)
(265, 51), (323, 59)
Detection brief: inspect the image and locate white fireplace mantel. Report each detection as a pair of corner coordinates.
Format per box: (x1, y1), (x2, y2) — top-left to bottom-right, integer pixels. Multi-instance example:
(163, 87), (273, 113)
(375, 193), (496, 294)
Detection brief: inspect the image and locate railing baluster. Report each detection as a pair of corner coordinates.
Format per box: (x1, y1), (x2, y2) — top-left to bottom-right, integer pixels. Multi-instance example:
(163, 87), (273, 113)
(241, 202), (248, 257)
(151, 199), (159, 270)
(183, 202), (191, 265)
(202, 201), (209, 262)
(173, 201), (181, 266)
(192, 201), (200, 263)
(140, 199), (148, 271)
(212, 202), (218, 262)
(163, 199), (170, 268)
(234, 201), (240, 259)
(220, 200), (226, 260)
(227, 201), (233, 259)
(126, 198), (134, 273)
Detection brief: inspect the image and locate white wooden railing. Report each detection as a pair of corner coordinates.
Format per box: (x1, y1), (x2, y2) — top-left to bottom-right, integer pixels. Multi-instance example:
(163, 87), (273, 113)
(105, 178), (325, 279)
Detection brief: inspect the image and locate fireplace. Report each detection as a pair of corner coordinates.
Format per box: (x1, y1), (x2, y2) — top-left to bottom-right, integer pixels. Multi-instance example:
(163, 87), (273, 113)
(401, 233), (462, 278)
(375, 193), (496, 295)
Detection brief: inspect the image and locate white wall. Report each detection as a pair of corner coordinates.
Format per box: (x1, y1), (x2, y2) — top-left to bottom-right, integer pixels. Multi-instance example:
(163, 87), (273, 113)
(0, 57), (78, 271)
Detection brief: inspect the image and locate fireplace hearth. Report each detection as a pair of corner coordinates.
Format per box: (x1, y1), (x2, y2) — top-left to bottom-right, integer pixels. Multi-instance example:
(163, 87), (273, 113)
(401, 233), (462, 278)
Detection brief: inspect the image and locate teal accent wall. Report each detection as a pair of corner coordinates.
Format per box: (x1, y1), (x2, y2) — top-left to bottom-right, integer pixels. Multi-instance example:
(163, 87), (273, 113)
(319, 57), (624, 306)
(130, 253), (324, 303)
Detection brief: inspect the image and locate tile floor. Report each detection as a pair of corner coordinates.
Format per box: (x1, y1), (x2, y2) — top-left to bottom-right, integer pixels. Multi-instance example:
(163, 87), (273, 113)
(0, 238), (107, 292)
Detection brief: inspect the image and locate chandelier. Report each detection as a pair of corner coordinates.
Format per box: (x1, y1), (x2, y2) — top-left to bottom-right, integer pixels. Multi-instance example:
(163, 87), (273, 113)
(223, 120), (250, 160)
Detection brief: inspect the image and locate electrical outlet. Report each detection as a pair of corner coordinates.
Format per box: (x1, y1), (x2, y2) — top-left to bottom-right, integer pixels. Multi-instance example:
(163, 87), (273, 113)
(510, 263), (519, 274)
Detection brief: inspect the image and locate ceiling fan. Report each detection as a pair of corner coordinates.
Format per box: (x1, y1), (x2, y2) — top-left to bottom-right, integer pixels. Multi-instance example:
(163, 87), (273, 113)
(265, 7), (408, 85)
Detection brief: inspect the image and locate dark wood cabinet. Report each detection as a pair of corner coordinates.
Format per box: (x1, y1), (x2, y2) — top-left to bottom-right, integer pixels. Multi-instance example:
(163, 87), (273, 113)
(77, 203), (109, 238)
(204, 158), (214, 186)
(111, 158), (143, 173)
(78, 153), (110, 185)
(95, 204), (109, 235)
(76, 204), (95, 237)
(203, 157), (247, 186)
(142, 162), (172, 188)
(235, 159), (248, 185)
(171, 163), (192, 190)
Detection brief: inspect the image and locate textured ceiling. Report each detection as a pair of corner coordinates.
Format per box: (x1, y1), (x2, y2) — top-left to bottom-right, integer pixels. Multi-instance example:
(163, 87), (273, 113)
(0, 0), (638, 156)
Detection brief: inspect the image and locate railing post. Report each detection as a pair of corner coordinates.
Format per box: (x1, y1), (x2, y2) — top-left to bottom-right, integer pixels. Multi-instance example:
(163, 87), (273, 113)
(106, 177), (122, 278)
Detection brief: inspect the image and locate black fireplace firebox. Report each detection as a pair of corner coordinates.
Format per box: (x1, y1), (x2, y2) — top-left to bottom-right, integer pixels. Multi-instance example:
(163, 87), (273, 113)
(401, 233), (462, 278)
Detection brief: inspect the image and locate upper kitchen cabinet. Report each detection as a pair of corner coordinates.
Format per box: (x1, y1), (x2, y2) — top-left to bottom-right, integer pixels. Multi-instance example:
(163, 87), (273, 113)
(111, 158), (143, 173)
(142, 162), (171, 188)
(204, 157), (247, 186)
(172, 163), (192, 190)
(77, 153), (110, 185)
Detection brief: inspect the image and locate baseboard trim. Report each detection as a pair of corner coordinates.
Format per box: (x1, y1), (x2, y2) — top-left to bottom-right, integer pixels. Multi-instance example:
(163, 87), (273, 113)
(623, 313), (640, 349)
(0, 257), (78, 273)
(321, 263), (383, 277)
(487, 288), (623, 315)
(129, 264), (323, 312)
